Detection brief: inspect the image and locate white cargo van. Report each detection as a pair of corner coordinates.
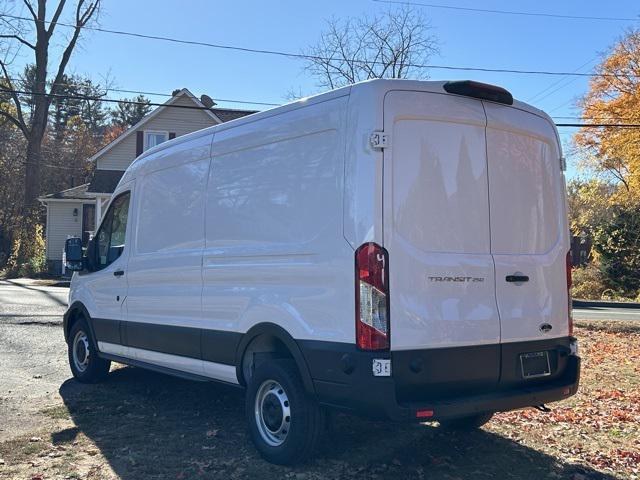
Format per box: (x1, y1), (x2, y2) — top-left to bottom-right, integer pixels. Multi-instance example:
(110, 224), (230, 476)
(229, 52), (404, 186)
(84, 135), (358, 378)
(63, 79), (580, 464)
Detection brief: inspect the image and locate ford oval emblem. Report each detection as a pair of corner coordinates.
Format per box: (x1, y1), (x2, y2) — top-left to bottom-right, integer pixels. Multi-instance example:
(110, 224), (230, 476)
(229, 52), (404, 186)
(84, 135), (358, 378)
(539, 323), (553, 334)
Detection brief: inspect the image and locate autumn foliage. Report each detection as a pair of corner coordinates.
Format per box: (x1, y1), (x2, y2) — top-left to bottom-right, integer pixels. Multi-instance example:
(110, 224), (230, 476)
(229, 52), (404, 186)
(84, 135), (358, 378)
(570, 29), (640, 299)
(575, 29), (640, 202)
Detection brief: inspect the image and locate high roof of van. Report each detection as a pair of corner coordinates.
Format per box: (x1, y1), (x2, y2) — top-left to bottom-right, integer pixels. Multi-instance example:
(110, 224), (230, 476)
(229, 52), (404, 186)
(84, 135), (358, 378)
(127, 78), (556, 174)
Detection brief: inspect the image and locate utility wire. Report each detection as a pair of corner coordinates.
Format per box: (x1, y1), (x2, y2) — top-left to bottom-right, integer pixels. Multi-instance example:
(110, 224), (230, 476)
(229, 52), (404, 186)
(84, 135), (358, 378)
(372, 0), (640, 22)
(104, 89), (279, 106)
(5, 87), (640, 128)
(527, 57), (597, 103)
(0, 12), (637, 78)
(0, 87), (259, 112)
(555, 123), (640, 128)
(5, 77), (280, 106)
(552, 116), (640, 121)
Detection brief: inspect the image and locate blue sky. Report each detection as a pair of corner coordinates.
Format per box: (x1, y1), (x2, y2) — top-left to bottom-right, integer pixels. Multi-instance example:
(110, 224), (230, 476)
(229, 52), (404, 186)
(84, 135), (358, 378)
(13, 0), (640, 177)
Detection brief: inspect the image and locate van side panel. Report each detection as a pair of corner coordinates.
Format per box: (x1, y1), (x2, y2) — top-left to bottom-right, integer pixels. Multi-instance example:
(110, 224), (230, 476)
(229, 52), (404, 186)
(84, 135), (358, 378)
(202, 96), (354, 344)
(125, 134), (212, 369)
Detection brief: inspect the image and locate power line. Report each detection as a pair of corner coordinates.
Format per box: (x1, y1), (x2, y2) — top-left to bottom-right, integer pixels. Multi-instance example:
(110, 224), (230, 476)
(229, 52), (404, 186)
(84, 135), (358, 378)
(105, 89), (279, 106)
(5, 86), (640, 128)
(0, 87), (260, 113)
(556, 123), (640, 128)
(4, 77), (280, 106)
(22, 160), (87, 170)
(552, 116), (640, 121)
(372, 0), (640, 22)
(0, 12), (637, 79)
(527, 57), (597, 103)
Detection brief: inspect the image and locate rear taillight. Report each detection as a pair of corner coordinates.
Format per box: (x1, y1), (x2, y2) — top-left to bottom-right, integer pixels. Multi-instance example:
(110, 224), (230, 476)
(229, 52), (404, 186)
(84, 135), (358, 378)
(355, 243), (390, 350)
(566, 251), (573, 335)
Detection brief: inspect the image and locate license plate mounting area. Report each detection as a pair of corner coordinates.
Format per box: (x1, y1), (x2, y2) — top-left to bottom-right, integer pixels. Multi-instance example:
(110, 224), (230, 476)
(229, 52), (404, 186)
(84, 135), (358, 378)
(520, 351), (551, 379)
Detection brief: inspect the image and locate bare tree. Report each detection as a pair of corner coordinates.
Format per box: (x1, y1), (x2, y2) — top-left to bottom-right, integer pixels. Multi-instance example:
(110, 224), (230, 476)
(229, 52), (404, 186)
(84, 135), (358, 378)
(0, 0), (100, 264)
(303, 6), (439, 90)
(0, 0), (101, 264)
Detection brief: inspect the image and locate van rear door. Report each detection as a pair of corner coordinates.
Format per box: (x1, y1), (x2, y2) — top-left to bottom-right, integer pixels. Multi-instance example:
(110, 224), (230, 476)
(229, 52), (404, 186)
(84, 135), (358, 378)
(383, 90), (501, 354)
(484, 102), (569, 343)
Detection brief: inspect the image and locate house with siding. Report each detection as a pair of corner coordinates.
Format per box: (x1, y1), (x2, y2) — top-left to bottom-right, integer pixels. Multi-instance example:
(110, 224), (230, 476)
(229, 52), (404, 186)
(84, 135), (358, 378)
(39, 88), (256, 273)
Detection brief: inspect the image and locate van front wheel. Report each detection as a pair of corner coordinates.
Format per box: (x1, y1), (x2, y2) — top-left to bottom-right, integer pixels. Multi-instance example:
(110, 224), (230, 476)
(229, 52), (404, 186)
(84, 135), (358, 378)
(67, 317), (111, 383)
(438, 412), (493, 431)
(245, 360), (324, 465)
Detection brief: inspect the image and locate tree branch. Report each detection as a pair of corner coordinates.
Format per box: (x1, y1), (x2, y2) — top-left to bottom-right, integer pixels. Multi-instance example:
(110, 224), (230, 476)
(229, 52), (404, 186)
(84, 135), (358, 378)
(302, 6), (437, 89)
(21, 0), (38, 22)
(0, 34), (35, 50)
(0, 109), (28, 136)
(0, 58), (27, 134)
(46, 0), (68, 39)
(49, 0), (99, 97)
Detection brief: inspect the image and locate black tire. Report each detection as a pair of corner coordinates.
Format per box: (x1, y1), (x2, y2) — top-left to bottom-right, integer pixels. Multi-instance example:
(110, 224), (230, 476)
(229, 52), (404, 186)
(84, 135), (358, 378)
(245, 359), (324, 465)
(67, 317), (111, 383)
(439, 412), (493, 431)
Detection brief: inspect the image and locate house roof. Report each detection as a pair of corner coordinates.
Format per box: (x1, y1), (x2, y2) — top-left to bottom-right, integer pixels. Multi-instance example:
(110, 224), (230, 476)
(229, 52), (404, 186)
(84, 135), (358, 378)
(39, 183), (93, 201)
(87, 170), (125, 194)
(87, 88), (254, 164)
(211, 107), (258, 123)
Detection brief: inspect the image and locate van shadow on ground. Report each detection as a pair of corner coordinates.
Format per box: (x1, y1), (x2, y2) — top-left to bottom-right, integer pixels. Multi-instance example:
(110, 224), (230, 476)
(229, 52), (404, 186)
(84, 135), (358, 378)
(56, 366), (616, 480)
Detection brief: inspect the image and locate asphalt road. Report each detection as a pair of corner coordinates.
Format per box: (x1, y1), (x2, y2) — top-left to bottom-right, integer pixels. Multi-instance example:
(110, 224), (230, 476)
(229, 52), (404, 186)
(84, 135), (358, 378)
(0, 280), (70, 441)
(572, 306), (640, 321)
(0, 279), (67, 325)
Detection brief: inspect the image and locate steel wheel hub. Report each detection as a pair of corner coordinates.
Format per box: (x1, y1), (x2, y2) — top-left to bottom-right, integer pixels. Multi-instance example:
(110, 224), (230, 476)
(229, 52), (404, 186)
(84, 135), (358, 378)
(255, 380), (291, 446)
(72, 330), (90, 373)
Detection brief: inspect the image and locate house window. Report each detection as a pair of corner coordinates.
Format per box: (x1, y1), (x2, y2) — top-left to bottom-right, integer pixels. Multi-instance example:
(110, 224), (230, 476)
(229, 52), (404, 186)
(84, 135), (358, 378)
(144, 131), (168, 151)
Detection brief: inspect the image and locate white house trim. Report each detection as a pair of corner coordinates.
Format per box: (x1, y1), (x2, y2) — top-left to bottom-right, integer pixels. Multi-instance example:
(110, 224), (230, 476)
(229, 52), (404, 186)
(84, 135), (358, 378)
(39, 198), (95, 204)
(86, 89), (222, 166)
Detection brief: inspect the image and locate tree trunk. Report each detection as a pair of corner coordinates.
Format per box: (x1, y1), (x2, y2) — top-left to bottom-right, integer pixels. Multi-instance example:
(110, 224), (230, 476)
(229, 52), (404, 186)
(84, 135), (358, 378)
(24, 132), (44, 210)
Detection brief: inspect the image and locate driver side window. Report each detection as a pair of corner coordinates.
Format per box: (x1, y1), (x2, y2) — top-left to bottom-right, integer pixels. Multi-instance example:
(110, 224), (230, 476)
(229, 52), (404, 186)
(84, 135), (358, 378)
(95, 192), (130, 270)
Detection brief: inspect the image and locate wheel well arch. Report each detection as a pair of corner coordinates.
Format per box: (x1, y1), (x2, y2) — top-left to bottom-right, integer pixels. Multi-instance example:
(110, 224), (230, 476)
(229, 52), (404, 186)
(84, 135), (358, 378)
(235, 323), (315, 395)
(64, 302), (94, 343)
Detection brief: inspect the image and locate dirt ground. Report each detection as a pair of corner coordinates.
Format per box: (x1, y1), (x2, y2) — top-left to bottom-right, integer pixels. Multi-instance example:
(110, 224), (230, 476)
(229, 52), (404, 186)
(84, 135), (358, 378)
(0, 320), (638, 480)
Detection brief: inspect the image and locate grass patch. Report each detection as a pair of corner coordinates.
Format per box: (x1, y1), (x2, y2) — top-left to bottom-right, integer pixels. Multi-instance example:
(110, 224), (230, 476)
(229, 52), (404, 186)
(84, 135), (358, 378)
(0, 436), (47, 464)
(41, 405), (70, 420)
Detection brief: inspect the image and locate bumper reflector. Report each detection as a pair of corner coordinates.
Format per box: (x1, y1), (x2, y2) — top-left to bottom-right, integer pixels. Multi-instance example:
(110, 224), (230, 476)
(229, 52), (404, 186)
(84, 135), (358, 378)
(416, 409), (434, 418)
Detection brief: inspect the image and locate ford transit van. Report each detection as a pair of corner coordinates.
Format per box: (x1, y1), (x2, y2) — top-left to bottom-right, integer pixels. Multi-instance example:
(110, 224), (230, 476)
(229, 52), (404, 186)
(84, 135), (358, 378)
(63, 79), (580, 464)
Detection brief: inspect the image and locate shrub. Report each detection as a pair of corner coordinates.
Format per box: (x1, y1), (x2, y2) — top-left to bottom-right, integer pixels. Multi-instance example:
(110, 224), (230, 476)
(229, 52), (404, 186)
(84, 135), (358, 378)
(593, 203), (640, 296)
(5, 222), (46, 278)
(571, 264), (608, 300)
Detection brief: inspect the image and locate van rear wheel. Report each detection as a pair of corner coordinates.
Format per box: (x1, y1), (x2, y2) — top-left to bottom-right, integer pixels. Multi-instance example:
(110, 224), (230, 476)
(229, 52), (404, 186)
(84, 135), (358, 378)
(439, 412), (493, 431)
(68, 317), (111, 383)
(245, 359), (324, 465)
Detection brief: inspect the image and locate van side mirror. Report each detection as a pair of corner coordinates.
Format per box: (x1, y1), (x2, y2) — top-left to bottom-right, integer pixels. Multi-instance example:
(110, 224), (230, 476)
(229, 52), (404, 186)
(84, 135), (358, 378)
(64, 237), (84, 272)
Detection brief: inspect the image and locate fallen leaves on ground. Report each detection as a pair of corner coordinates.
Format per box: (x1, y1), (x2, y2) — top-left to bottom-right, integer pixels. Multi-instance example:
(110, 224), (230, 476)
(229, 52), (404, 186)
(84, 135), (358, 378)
(490, 323), (640, 478)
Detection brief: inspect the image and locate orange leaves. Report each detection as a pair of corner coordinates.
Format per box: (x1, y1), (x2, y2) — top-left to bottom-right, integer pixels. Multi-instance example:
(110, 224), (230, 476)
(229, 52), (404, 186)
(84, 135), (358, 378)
(574, 29), (640, 198)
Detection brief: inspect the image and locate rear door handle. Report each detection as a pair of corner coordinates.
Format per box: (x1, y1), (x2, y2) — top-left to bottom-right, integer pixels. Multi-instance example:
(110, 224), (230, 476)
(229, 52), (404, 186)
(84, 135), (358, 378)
(113, 270), (125, 277)
(506, 274), (529, 283)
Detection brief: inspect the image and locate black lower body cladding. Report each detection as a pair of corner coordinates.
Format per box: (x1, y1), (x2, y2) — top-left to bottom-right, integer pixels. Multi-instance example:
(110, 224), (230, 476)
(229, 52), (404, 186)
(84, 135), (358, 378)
(300, 337), (580, 421)
(67, 307), (579, 422)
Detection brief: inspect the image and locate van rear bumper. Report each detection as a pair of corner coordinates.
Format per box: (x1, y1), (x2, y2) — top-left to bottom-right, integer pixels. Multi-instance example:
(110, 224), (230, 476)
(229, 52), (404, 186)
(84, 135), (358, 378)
(300, 338), (580, 422)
